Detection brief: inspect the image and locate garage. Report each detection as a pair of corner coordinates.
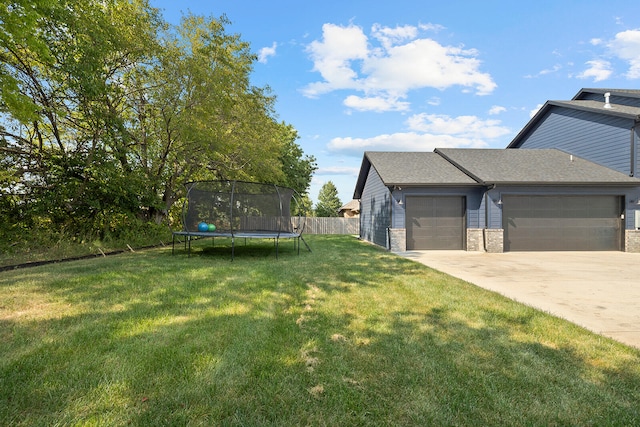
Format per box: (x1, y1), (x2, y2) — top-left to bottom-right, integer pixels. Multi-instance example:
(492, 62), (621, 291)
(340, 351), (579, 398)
(406, 196), (465, 250)
(503, 195), (623, 251)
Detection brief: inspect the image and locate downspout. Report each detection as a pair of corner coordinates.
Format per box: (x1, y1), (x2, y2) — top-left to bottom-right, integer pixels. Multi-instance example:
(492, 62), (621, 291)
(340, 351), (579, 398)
(631, 117), (639, 177)
(483, 184), (495, 251)
(387, 187), (393, 251)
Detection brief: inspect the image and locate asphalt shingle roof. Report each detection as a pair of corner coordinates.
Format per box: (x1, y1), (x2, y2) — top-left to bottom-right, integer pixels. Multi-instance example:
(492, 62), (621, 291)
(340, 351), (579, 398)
(435, 148), (640, 185)
(353, 148), (640, 198)
(365, 151), (479, 186)
(575, 88), (640, 99)
(550, 100), (640, 119)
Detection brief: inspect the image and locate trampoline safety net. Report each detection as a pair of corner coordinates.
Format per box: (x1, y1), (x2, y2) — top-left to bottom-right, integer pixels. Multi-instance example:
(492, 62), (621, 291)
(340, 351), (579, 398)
(172, 180), (309, 258)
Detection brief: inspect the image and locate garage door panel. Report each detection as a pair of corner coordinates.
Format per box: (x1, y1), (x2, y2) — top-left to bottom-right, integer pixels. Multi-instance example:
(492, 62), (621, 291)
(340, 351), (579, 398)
(406, 196), (464, 250)
(503, 195), (621, 251)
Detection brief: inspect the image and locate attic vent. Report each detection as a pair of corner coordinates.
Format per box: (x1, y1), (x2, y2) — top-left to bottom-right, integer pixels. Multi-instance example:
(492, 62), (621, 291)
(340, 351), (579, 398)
(604, 92), (612, 109)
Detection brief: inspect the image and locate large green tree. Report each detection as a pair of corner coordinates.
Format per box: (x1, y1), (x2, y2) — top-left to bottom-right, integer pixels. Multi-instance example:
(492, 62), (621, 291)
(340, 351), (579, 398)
(0, 3), (315, 241)
(122, 14), (316, 221)
(0, 0), (162, 235)
(276, 123), (317, 194)
(315, 181), (342, 217)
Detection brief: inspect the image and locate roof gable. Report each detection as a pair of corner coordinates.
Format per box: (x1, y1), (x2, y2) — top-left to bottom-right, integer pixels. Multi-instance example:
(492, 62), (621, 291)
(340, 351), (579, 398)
(353, 151), (478, 199)
(508, 88), (640, 149)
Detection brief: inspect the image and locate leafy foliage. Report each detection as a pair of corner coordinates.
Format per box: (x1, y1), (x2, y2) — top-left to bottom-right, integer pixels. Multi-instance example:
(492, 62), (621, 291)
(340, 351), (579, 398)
(0, 1), (315, 247)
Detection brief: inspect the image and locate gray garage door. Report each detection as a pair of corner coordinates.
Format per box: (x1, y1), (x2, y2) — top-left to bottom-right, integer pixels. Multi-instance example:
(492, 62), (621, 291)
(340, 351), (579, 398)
(406, 196), (465, 250)
(503, 195), (622, 251)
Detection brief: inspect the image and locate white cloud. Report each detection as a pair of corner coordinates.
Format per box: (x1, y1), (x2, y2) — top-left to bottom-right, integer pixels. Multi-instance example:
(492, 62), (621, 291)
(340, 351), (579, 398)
(327, 113), (510, 156)
(362, 39), (495, 95)
(576, 59), (613, 82)
(315, 166), (360, 176)
(607, 29), (640, 79)
(302, 22), (496, 109)
(524, 64), (562, 78)
(371, 23), (417, 49)
(406, 113), (510, 139)
(343, 95), (410, 112)
(489, 105), (506, 115)
(327, 132), (487, 155)
(530, 103), (544, 118)
(419, 23), (445, 32)
(258, 42), (277, 63)
(302, 24), (368, 97)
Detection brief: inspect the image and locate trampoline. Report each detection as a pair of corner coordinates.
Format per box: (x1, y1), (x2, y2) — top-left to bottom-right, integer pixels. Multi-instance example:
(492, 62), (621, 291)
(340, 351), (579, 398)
(172, 180), (310, 259)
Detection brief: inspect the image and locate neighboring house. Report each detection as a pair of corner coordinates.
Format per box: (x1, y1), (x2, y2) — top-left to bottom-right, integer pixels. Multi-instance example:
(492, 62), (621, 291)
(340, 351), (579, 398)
(338, 200), (360, 218)
(353, 149), (640, 253)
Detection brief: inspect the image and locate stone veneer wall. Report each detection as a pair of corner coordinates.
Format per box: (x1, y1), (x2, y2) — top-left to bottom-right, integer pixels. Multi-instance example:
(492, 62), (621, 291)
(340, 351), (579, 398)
(484, 229), (504, 253)
(625, 230), (640, 253)
(466, 229), (484, 252)
(388, 228), (406, 252)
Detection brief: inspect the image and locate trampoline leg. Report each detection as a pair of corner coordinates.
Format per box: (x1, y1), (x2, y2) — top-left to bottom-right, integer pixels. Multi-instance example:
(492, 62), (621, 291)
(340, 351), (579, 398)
(231, 237), (235, 261)
(300, 235), (311, 252)
(172, 234), (175, 255)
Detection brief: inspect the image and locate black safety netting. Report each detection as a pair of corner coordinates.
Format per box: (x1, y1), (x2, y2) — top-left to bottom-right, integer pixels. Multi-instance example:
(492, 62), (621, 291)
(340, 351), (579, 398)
(181, 180), (302, 235)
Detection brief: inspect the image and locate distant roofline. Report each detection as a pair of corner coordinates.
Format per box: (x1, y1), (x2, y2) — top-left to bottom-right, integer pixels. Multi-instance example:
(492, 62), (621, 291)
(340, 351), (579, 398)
(574, 88), (640, 100)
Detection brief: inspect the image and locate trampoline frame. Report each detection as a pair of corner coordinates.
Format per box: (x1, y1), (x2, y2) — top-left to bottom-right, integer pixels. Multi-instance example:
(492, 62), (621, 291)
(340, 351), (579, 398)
(172, 180), (310, 260)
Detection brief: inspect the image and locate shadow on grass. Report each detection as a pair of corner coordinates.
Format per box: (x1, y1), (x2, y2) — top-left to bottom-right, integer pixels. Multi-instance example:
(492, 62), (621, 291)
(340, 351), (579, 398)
(1, 235), (640, 425)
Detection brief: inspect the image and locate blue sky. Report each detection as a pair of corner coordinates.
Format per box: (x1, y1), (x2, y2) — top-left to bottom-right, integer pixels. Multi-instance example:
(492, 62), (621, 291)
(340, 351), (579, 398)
(150, 0), (640, 205)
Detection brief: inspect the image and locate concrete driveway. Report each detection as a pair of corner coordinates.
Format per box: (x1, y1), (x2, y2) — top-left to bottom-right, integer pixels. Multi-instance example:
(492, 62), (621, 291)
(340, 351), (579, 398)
(397, 250), (640, 349)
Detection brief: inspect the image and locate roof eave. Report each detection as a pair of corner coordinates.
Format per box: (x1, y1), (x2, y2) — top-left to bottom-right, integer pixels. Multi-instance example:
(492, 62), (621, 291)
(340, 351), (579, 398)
(486, 181), (640, 186)
(551, 100), (640, 119)
(507, 101), (553, 148)
(574, 88), (640, 101)
(352, 154), (372, 199)
(385, 182), (483, 187)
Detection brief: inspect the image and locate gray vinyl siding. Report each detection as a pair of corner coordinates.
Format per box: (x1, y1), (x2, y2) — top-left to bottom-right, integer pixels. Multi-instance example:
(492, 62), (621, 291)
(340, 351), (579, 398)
(515, 107), (633, 175)
(486, 187), (503, 229)
(359, 166), (391, 248)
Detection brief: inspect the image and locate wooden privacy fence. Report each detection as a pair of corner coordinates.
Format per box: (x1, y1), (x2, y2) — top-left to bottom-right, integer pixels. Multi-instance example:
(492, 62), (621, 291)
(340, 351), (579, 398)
(300, 217), (360, 235)
(224, 217), (359, 235)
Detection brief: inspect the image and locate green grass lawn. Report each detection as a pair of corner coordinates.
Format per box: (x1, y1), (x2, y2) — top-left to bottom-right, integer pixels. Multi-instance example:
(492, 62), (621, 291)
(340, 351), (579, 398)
(1, 235), (639, 426)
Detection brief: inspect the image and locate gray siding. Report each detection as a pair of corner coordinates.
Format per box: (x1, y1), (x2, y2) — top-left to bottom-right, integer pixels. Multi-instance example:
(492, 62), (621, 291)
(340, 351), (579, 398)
(486, 188), (503, 229)
(360, 166), (391, 248)
(516, 107), (633, 175)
